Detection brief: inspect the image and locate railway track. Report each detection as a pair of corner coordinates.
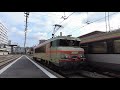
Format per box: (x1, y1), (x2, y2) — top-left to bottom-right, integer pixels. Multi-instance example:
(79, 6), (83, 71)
(80, 65), (120, 78)
(0, 55), (22, 68)
(28, 55), (120, 78)
(92, 70), (120, 78)
(58, 69), (112, 78)
(28, 56), (112, 78)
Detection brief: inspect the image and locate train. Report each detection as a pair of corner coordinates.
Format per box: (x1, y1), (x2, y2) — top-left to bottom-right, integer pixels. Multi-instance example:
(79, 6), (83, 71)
(33, 34), (85, 69)
(79, 29), (120, 72)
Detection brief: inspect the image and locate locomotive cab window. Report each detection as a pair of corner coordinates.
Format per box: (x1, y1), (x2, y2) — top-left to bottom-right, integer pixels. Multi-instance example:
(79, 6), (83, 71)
(50, 40), (59, 47)
(59, 39), (80, 47)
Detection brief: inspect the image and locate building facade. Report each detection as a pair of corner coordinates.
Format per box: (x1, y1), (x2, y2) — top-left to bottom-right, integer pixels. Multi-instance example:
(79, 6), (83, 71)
(0, 23), (8, 55)
(0, 23), (8, 45)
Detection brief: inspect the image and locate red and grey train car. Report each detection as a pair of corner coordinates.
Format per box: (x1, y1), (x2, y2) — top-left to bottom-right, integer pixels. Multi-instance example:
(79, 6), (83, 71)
(33, 35), (85, 69)
(79, 30), (120, 71)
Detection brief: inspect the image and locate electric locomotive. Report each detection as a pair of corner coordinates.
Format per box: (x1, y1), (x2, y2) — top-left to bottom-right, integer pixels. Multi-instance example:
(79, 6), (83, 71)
(33, 34), (85, 69)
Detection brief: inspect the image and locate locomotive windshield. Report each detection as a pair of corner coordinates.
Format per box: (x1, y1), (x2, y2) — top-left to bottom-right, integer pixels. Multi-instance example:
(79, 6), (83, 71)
(51, 39), (80, 47)
(59, 39), (80, 47)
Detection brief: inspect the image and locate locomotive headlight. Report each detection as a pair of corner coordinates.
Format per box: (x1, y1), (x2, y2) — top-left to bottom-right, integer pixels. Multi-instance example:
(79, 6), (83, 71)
(65, 55), (69, 59)
(61, 54), (70, 59)
(80, 54), (85, 58)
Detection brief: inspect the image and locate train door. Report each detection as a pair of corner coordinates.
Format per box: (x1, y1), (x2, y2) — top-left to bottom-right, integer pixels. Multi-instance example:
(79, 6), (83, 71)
(50, 40), (57, 63)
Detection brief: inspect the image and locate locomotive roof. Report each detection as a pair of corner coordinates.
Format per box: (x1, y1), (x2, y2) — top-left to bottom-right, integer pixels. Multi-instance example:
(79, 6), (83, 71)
(80, 29), (120, 44)
(34, 36), (81, 49)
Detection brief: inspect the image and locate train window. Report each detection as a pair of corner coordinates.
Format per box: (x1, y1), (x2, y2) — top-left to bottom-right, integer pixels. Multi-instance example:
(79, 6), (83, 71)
(91, 41), (107, 53)
(114, 39), (120, 53)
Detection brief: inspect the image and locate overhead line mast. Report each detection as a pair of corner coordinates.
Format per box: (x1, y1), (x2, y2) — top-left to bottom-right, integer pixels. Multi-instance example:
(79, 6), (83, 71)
(24, 12), (29, 54)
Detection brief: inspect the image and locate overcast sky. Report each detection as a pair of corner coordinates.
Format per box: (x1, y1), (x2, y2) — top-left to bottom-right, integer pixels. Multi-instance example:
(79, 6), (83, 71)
(0, 12), (119, 47)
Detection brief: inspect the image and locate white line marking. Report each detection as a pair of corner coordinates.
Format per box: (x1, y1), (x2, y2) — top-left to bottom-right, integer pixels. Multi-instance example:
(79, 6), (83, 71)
(25, 55), (57, 78)
(0, 55), (23, 74)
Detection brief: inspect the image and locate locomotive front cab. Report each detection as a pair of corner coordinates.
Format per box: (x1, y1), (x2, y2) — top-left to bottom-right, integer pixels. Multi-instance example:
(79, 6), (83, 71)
(53, 37), (85, 68)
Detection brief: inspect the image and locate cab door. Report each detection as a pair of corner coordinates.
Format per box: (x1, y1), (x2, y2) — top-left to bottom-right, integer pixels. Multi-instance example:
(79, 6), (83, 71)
(50, 40), (57, 63)
(46, 43), (51, 61)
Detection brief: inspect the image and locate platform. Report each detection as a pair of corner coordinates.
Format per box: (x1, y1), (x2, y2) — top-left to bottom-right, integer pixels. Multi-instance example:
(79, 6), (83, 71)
(0, 55), (57, 78)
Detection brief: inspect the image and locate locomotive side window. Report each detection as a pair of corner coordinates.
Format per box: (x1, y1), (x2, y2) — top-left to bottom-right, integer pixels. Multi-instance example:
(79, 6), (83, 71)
(114, 39), (120, 53)
(35, 48), (38, 53)
(35, 45), (46, 53)
(91, 41), (107, 53)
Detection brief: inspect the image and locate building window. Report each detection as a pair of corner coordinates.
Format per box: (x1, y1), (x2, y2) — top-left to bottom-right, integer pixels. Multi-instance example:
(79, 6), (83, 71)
(91, 41), (107, 53)
(114, 39), (120, 53)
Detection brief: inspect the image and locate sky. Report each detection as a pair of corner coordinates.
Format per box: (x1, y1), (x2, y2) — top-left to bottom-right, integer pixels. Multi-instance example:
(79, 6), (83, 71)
(0, 12), (120, 47)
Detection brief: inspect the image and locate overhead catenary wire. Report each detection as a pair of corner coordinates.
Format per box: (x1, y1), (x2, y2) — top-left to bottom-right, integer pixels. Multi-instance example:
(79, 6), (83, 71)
(59, 12), (75, 24)
(31, 12), (118, 41)
(31, 12), (62, 18)
(47, 12), (75, 36)
(68, 12), (118, 35)
(51, 12), (75, 38)
(61, 12), (67, 20)
(31, 12), (75, 37)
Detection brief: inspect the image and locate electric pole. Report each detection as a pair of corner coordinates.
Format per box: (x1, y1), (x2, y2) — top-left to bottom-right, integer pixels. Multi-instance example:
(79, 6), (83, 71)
(105, 12), (108, 32)
(24, 12), (29, 54)
(108, 12), (111, 32)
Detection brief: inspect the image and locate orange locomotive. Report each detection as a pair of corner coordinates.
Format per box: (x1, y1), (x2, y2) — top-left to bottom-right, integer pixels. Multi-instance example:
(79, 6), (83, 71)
(33, 35), (85, 69)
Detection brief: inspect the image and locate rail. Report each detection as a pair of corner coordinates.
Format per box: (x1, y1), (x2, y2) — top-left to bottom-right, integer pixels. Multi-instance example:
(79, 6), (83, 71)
(0, 55), (22, 67)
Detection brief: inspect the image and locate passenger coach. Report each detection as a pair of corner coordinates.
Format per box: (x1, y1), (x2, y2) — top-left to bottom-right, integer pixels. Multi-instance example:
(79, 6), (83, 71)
(79, 29), (120, 71)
